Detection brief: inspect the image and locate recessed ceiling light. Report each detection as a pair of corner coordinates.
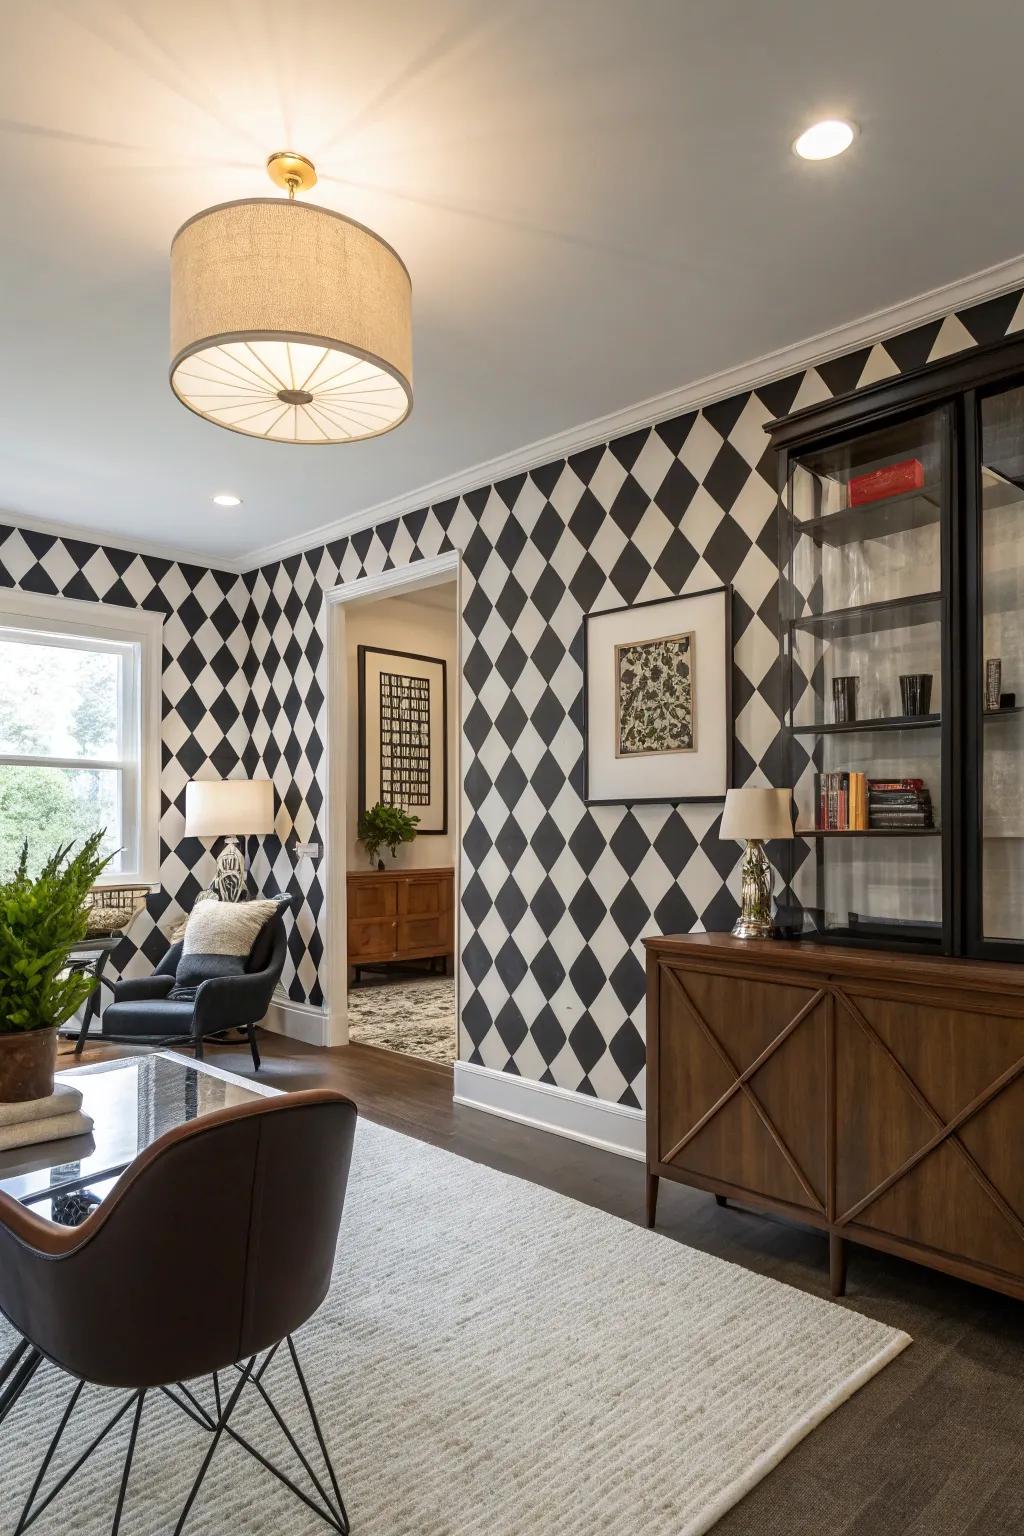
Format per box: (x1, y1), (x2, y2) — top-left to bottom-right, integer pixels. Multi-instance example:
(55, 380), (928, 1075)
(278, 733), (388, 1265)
(212, 493), (242, 507)
(793, 119), (857, 161)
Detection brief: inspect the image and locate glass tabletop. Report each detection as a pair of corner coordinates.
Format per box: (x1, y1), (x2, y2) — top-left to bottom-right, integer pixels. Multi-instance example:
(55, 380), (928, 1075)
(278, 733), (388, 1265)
(0, 1052), (277, 1213)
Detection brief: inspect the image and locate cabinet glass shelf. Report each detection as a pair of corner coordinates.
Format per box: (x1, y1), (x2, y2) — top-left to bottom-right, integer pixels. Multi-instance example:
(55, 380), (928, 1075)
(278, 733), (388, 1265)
(794, 487), (940, 547)
(786, 714), (940, 736)
(790, 592), (942, 640)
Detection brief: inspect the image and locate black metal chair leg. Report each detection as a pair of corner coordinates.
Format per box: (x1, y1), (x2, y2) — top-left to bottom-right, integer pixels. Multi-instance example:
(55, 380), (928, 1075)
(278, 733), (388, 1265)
(14, 1380), (85, 1536)
(0, 1344), (42, 1427)
(110, 1391), (145, 1536)
(247, 1023), (261, 1072)
(173, 1357), (254, 1536)
(287, 1335), (349, 1533)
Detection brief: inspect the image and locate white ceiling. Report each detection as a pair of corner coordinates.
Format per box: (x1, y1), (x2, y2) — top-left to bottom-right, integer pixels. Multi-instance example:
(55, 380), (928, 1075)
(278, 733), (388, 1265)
(4, 0), (1024, 567)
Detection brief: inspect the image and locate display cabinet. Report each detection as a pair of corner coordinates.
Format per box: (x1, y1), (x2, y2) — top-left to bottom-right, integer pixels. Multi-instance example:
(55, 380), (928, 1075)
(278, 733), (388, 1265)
(768, 333), (1024, 961)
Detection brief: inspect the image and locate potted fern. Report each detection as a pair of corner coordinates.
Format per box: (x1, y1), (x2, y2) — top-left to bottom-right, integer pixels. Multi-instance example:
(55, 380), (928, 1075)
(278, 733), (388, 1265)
(357, 803), (419, 870)
(0, 833), (111, 1102)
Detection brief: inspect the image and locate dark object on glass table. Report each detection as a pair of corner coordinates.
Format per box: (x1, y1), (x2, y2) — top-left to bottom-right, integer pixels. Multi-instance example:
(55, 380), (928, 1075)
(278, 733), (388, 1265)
(0, 1087), (358, 1534)
(831, 675), (858, 723)
(91, 905), (291, 1071)
(899, 673), (933, 716)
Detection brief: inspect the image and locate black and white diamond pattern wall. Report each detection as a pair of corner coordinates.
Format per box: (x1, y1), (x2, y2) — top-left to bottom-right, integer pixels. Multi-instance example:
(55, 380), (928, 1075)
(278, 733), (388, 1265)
(2, 284), (1023, 1093)
(0, 526), (253, 992)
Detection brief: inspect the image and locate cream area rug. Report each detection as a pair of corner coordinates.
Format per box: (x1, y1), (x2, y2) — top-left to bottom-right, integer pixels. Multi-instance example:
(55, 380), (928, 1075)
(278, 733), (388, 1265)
(1, 1120), (910, 1536)
(347, 975), (456, 1064)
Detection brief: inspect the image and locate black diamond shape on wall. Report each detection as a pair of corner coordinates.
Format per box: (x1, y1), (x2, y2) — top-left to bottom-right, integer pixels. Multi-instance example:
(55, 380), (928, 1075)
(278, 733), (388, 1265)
(704, 441), (751, 514)
(568, 1012), (605, 1071)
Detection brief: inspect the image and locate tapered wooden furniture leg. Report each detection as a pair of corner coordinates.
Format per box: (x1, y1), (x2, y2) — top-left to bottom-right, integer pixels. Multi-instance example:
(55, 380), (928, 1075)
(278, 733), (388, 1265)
(645, 1172), (659, 1229)
(829, 1234), (847, 1297)
(715, 1194), (727, 1208)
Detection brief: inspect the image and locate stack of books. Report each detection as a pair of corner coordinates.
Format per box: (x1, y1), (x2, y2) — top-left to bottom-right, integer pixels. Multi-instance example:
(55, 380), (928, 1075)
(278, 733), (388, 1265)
(867, 778), (934, 829)
(815, 771), (869, 830)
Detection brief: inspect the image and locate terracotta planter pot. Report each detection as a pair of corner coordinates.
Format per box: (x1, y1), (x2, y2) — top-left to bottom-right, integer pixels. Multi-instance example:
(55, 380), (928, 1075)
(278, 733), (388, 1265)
(0, 1026), (58, 1103)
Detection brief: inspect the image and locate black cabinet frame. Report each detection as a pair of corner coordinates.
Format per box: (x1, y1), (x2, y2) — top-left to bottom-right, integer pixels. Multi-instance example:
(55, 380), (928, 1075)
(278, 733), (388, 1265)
(768, 330), (1024, 962)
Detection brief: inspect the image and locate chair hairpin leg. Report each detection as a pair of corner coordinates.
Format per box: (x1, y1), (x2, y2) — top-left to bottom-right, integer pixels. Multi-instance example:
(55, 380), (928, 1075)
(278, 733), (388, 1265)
(15, 1383), (139, 1535)
(173, 1357), (255, 1536)
(0, 1343), (42, 1428)
(111, 1391), (146, 1536)
(287, 1335), (349, 1532)
(247, 1022), (262, 1072)
(14, 1380), (84, 1535)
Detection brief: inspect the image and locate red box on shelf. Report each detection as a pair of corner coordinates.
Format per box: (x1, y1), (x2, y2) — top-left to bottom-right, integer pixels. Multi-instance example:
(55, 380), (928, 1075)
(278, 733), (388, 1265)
(848, 458), (925, 506)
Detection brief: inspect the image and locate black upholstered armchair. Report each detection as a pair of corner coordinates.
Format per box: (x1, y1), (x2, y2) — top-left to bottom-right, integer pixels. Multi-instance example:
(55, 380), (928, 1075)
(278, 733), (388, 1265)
(99, 908), (289, 1071)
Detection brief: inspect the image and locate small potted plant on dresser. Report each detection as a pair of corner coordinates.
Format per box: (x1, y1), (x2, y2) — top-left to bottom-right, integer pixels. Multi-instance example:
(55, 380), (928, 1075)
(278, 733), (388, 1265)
(0, 833), (111, 1102)
(357, 803), (419, 871)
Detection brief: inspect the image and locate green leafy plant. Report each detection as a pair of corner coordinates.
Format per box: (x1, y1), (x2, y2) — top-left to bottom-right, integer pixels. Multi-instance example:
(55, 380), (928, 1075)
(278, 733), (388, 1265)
(357, 803), (419, 867)
(0, 832), (113, 1034)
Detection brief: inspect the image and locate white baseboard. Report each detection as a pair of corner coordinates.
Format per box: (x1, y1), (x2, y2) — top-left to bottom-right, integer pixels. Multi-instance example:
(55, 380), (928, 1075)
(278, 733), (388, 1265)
(453, 1061), (645, 1161)
(264, 996), (331, 1047)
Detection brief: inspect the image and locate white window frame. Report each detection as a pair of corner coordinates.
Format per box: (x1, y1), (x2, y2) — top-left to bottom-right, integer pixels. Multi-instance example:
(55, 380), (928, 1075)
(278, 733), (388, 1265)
(0, 590), (162, 883)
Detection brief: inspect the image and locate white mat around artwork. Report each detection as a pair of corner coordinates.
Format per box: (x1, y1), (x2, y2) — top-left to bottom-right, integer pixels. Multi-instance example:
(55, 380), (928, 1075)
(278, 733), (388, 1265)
(2, 1120), (910, 1536)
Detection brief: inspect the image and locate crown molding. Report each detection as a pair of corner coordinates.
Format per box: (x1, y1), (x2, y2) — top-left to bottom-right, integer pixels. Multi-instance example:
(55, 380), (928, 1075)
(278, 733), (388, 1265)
(241, 249), (1024, 570)
(6, 249), (1024, 577)
(0, 507), (245, 574)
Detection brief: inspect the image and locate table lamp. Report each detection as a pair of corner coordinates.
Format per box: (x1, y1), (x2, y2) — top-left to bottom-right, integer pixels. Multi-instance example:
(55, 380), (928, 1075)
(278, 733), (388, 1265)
(719, 787), (794, 939)
(185, 779), (274, 902)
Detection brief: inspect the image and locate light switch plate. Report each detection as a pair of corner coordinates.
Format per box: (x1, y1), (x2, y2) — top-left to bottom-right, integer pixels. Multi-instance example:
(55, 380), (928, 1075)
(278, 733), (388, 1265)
(295, 841), (320, 859)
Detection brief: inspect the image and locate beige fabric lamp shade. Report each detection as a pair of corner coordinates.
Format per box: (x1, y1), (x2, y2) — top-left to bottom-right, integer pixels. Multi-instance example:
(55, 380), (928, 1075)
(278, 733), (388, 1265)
(720, 787), (794, 841)
(170, 198), (412, 444)
(185, 779), (274, 839)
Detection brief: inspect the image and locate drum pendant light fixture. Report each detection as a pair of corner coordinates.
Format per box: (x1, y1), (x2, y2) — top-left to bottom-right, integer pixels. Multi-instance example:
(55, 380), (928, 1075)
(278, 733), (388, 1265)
(169, 152), (412, 444)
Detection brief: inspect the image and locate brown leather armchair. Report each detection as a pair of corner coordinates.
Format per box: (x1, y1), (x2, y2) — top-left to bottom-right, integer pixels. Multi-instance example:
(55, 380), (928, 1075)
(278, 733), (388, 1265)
(0, 1088), (358, 1535)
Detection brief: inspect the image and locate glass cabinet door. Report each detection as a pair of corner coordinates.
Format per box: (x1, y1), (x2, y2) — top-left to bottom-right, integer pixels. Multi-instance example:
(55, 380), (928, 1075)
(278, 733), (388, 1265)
(780, 407), (949, 948)
(978, 383), (1024, 944)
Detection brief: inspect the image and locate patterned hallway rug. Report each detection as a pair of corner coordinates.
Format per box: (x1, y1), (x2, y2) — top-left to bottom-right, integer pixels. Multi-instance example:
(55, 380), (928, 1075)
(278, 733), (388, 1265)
(347, 975), (456, 1064)
(2, 1118), (911, 1536)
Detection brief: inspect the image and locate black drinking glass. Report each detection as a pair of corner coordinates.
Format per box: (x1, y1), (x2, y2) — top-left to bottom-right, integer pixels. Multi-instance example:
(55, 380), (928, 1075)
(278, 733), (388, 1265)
(899, 673), (933, 717)
(832, 676), (858, 724)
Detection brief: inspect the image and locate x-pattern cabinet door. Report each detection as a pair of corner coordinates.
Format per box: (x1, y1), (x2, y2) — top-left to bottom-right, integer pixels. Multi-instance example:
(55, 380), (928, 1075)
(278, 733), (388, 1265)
(655, 964), (830, 1218)
(833, 983), (1024, 1283)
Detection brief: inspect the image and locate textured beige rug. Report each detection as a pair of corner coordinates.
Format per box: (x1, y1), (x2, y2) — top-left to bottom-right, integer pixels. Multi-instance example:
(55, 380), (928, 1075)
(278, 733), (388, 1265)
(347, 975), (456, 1064)
(1, 1121), (910, 1535)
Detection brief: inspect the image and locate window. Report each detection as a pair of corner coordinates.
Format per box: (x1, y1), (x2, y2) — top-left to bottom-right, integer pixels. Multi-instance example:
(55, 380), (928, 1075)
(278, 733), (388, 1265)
(0, 593), (161, 882)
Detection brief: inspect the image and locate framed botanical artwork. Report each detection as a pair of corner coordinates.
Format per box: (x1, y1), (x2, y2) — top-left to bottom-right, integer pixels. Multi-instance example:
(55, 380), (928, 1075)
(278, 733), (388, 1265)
(358, 646), (448, 834)
(582, 585), (733, 804)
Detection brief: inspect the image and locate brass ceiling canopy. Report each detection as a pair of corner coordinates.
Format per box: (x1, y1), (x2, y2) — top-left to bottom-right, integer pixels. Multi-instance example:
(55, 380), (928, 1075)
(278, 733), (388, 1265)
(265, 150), (318, 198)
(168, 152), (412, 444)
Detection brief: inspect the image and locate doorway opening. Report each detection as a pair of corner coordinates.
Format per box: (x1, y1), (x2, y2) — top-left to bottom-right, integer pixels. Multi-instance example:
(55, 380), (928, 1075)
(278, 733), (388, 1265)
(326, 560), (459, 1067)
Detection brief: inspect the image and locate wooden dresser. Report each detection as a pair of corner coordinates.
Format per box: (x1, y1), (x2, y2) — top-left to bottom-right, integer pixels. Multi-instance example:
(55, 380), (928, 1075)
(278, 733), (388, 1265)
(347, 866), (454, 979)
(644, 934), (1024, 1301)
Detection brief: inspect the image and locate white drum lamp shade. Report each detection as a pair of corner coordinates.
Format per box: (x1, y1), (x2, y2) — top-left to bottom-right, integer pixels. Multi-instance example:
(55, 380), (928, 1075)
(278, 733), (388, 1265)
(170, 198), (413, 444)
(720, 788), (794, 841)
(185, 779), (275, 839)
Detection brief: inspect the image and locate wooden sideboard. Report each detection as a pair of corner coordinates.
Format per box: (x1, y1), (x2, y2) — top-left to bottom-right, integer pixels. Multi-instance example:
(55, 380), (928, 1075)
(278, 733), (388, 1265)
(644, 933), (1024, 1301)
(347, 866), (454, 979)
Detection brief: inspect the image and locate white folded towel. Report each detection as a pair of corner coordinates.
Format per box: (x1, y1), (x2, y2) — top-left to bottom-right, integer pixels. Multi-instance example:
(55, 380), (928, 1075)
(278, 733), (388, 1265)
(0, 1083), (84, 1129)
(0, 1109), (94, 1152)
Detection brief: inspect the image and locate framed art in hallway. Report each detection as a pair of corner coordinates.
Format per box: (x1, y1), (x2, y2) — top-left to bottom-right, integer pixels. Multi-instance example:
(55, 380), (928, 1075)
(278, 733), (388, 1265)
(583, 585), (733, 804)
(358, 645), (448, 833)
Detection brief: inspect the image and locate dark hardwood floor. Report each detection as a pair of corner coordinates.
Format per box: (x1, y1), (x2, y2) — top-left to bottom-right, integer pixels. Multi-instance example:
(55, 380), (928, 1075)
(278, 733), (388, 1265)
(60, 1031), (1024, 1535)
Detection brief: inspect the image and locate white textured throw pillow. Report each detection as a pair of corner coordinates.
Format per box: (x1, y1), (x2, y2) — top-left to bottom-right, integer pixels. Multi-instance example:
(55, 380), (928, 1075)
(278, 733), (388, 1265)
(175, 898), (281, 989)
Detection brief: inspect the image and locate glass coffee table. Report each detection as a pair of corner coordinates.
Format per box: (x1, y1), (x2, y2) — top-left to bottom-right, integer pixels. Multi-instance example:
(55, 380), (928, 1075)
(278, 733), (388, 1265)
(0, 1051), (278, 1220)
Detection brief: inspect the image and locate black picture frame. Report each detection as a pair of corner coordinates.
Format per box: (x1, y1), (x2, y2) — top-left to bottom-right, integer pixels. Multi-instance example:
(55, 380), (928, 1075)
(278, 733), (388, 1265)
(582, 584), (734, 806)
(357, 645), (449, 835)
